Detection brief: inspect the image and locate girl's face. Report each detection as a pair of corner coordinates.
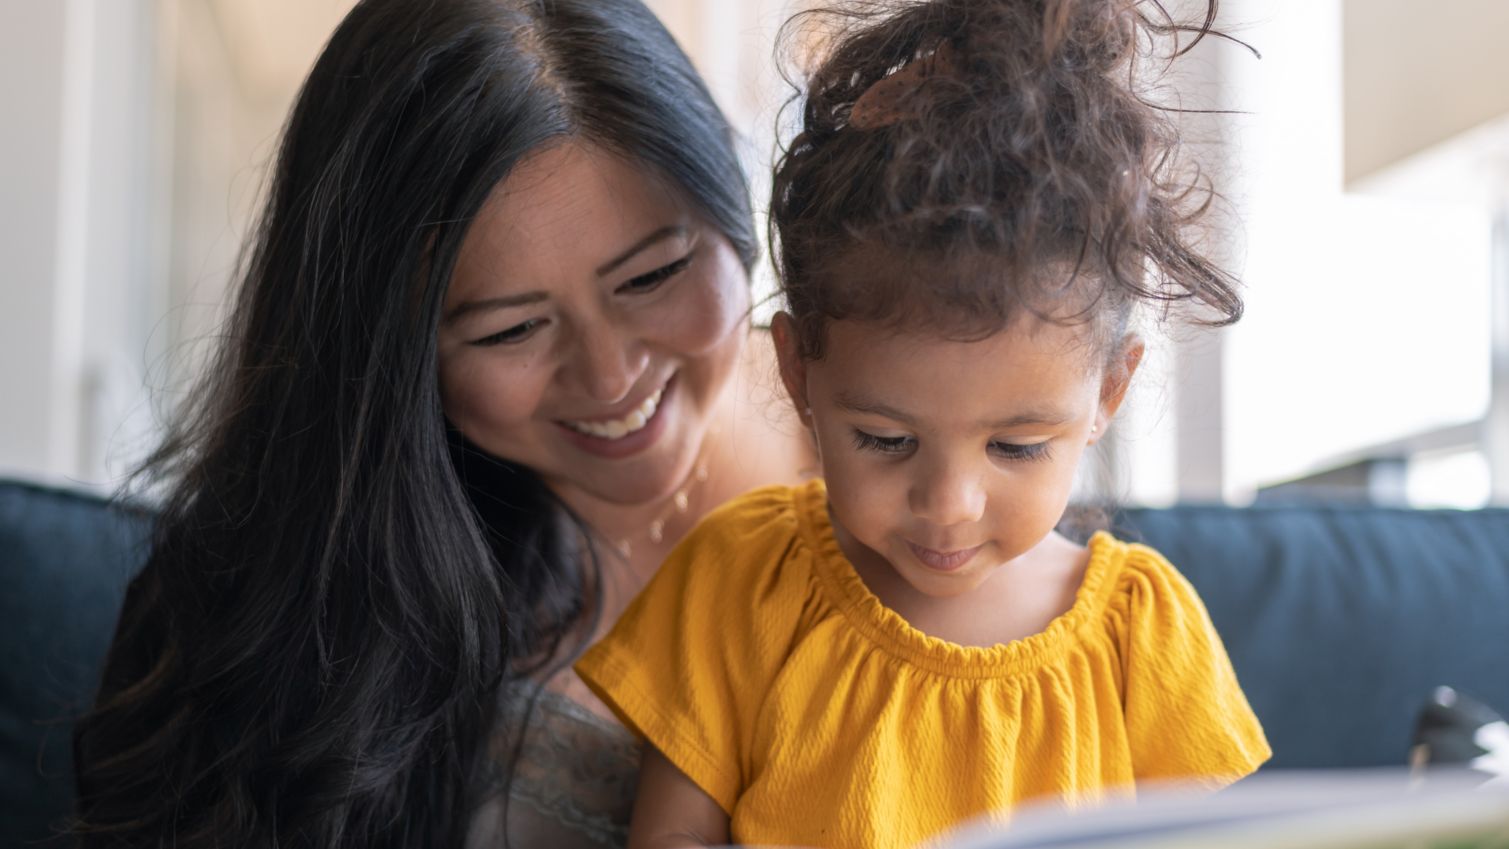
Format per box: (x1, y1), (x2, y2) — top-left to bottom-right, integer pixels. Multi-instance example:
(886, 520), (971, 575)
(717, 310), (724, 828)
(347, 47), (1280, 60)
(775, 314), (1140, 599)
(438, 141), (750, 508)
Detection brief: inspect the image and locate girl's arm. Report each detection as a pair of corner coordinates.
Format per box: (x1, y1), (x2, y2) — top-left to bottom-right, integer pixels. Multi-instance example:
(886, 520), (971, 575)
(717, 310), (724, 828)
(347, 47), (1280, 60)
(627, 747), (731, 849)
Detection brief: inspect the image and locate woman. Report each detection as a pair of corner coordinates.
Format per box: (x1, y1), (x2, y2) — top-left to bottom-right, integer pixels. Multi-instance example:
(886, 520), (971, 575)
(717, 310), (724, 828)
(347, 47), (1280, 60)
(72, 1), (809, 846)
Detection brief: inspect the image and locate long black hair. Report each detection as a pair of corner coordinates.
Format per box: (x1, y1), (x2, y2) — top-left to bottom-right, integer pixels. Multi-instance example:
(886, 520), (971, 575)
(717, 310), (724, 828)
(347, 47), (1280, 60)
(72, 1), (756, 845)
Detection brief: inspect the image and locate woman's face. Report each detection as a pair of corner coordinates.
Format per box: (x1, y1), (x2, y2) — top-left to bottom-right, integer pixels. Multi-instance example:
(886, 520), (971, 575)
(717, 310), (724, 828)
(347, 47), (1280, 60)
(438, 141), (750, 507)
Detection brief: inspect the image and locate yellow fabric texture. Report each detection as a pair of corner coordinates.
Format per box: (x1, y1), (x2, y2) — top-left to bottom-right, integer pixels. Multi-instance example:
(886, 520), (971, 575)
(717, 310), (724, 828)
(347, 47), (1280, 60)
(575, 480), (1270, 849)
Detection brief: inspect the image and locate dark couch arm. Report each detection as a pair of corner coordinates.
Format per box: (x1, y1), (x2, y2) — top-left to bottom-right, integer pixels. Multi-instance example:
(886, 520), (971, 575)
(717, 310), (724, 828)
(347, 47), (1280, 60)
(1, 480), (151, 849)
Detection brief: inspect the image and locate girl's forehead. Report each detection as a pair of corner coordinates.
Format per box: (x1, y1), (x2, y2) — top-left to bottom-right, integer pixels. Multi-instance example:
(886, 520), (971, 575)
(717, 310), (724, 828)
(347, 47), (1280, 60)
(824, 314), (1100, 369)
(809, 245), (1120, 347)
(807, 318), (1103, 424)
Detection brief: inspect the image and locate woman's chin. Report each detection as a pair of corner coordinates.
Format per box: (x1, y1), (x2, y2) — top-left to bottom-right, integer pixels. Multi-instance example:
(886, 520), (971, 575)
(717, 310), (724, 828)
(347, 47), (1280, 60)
(560, 428), (708, 509)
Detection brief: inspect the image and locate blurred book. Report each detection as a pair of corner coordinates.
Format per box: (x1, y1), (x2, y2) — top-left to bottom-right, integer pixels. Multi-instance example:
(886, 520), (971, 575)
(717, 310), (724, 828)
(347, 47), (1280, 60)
(937, 769), (1509, 849)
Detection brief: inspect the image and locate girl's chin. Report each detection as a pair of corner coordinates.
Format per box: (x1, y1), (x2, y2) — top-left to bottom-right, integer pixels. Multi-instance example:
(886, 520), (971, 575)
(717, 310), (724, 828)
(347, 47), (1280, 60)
(898, 571), (990, 600)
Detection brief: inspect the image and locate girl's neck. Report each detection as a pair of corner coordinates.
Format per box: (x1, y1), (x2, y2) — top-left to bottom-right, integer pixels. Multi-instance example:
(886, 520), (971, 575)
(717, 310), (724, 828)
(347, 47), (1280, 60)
(831, 514), (1091, 649)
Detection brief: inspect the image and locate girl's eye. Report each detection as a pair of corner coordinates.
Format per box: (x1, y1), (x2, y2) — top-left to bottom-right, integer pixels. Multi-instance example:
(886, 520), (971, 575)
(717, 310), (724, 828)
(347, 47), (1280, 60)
(852, 430), (914, 455)
(617, 252), (693, 294)
(991, 441), (1052, 462)
(471, 318), (546, 347)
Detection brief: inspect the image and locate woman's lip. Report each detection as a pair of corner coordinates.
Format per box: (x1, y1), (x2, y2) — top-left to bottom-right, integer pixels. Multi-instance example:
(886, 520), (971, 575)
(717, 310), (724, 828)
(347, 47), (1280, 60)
(906, 541), (983, 572)
(561, 376), (672, 424)
(554, 376), (675, 460)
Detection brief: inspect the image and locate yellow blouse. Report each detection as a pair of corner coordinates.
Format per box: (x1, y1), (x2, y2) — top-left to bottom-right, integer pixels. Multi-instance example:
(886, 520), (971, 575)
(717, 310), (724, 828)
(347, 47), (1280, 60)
(575, 481), (1269, 849)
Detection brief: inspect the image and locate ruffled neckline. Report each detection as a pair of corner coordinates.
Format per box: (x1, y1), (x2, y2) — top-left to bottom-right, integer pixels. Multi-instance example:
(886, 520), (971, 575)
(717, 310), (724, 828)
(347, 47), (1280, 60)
(794, 479), (1125, 680)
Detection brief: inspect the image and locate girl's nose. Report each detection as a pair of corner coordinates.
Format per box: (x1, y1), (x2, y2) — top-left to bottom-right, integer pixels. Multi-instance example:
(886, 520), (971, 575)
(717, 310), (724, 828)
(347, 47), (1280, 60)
(571, 323), (649, 404)
(908, 461), (987, 528)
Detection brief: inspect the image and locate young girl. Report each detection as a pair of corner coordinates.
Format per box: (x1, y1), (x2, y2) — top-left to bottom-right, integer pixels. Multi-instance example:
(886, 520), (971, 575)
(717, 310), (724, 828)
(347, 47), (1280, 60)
(576, 1), (1270, 846)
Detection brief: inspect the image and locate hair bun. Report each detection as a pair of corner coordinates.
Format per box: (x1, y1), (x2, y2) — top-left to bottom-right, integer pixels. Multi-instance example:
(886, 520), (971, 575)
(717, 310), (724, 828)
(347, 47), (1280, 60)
(772, 0), (1245, 360)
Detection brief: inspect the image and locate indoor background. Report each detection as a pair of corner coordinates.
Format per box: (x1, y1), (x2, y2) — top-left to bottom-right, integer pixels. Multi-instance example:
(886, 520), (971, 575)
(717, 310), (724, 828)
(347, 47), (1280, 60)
(2, 0), (1506, 509)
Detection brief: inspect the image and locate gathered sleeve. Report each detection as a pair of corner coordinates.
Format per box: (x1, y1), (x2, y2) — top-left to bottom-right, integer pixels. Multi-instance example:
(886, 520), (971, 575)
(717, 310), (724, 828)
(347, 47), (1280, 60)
(1110, 545), (1272, 786)
(574, 486), (809, 814)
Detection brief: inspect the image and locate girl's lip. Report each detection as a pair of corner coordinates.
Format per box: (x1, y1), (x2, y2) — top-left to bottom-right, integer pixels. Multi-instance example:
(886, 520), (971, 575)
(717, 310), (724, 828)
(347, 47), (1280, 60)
(554, 376), (675, 460)
(906, 541), (983, 572)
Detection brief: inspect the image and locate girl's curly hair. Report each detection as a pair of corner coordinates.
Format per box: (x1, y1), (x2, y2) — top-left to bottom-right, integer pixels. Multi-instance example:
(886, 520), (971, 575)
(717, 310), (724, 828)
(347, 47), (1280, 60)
(772, 0), (1247, 362)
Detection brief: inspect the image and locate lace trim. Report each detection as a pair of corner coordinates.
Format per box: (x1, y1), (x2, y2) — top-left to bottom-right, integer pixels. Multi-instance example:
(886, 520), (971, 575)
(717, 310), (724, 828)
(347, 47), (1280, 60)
(473, 687), (640, 848)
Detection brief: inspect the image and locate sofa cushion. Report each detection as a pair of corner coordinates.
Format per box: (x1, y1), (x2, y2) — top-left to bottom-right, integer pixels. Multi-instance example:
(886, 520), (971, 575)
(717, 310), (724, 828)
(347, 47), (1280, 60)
(4, 478), (1508, 845)
(1118, 504), (1509, 771)
(0, 480), (150, 849)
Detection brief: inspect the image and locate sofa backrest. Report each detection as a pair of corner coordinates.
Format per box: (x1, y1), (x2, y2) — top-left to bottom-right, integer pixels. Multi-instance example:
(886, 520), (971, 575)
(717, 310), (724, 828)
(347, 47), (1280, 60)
(3, 479), (1508, 847)
(1, 481), (149, 849)
(1118, 504), (1509, 771)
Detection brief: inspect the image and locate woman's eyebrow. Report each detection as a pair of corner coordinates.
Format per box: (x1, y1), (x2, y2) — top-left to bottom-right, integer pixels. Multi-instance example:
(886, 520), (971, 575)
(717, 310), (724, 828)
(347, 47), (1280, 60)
(443, 225), (687, 325)
(443, 291), (547, 325)
(596, 225), (686, 277)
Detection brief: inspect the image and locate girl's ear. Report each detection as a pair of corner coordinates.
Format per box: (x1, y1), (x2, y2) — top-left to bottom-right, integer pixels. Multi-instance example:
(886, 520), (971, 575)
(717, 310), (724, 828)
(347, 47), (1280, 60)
(1090, 334), (1145, 444)
(771, 312), (813, 429)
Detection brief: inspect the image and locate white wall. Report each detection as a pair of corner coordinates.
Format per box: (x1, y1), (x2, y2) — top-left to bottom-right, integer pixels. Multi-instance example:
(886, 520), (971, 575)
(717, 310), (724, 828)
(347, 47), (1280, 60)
(6, 0), (1498, 503)
(1220, 0), (1495, 499)
(0, 0), (164, 487)
(0, 2), (72, 480)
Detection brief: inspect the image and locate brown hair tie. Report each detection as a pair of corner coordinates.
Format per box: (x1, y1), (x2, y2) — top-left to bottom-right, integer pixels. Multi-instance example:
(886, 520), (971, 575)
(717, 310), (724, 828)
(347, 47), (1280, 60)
(848, 42), (960, 130)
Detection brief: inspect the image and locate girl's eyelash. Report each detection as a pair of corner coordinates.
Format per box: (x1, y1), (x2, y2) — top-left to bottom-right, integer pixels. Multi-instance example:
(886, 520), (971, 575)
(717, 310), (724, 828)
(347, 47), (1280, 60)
(851, 429), (1053, 462)
(619, 252), (694, 293)
(991, 441), (1052, 462)
(471, 318), (545, 347)
(852, 430), (914, 454)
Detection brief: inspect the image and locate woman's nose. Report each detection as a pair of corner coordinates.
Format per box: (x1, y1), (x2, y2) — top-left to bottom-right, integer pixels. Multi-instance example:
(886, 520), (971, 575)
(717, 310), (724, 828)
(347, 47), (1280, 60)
(908, 461), (987, 528)
(571, 322), (649, 404)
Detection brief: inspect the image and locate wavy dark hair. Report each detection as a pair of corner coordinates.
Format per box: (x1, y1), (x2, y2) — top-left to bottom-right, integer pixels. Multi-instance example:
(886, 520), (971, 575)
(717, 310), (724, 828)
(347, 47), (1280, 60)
(772, 0), (1246, 362)
(71, 0), (755, 846)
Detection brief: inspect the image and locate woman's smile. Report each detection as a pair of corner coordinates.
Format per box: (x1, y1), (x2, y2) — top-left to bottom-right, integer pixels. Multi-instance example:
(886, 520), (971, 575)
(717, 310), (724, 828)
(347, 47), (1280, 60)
(560, 376), (670, 439)
(554, 374), (677, 460)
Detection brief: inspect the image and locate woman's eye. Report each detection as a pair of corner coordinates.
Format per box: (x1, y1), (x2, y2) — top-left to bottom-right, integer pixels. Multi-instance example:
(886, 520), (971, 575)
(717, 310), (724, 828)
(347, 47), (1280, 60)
(852, 430), (914, 454)
(471, 318), (545, 347)
(617, 253), (693, 294)
(991, 441), (1051, 462)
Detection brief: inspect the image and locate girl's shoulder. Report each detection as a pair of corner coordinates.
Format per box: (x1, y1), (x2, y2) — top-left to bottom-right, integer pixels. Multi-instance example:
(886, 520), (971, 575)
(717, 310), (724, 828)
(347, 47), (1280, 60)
(1089, 532), (1210, 621)
(635, 480), (826, 618)
(1089, 534), (1273, 780)
(681, 480), (811, 546)
(1090, 533), (1253, 702)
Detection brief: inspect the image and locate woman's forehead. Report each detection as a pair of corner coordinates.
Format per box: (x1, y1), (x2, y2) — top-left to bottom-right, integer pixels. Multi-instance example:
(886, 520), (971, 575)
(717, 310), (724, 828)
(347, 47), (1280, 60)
(508, 143), (685, 225)
(449, 141), (694, 299)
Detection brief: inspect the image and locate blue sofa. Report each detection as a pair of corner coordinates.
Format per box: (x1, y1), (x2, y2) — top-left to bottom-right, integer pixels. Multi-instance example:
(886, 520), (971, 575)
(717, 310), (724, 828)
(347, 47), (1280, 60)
(4, 478), (1508, 848)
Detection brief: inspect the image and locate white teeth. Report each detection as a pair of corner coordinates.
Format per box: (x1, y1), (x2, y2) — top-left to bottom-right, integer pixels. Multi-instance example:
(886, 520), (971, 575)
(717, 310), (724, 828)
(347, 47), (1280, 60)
(566, 386), (664, 439)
